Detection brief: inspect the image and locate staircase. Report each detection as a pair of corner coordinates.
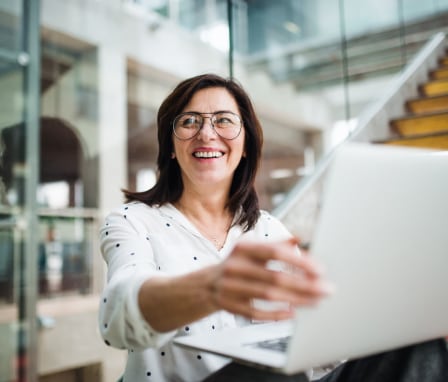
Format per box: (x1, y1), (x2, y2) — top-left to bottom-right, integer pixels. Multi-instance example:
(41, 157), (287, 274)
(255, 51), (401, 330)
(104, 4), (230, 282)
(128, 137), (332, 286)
(273, 33), (447, 245)
(378, 49), (448, 150)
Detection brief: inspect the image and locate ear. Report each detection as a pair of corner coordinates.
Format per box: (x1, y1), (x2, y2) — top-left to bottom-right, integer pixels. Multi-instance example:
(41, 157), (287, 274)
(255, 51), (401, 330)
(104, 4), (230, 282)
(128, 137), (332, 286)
(242, 151), (247, 158)
(171, 152), (176, 159)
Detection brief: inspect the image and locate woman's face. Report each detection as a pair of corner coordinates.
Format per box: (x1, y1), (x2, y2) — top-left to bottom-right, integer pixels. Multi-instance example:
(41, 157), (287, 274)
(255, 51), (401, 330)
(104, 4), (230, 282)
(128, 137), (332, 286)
(172, 87), (245, 191)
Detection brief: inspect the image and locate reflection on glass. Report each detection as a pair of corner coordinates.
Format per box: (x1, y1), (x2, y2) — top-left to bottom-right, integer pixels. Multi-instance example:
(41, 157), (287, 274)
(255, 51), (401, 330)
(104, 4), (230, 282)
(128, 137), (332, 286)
(0, 1), (23, 52)
(38, 216), (94, 297)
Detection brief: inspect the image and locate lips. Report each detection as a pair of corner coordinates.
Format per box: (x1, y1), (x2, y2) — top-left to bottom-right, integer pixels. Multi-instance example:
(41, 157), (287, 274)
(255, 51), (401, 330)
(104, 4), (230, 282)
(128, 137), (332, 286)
(193, 151), (224, 158)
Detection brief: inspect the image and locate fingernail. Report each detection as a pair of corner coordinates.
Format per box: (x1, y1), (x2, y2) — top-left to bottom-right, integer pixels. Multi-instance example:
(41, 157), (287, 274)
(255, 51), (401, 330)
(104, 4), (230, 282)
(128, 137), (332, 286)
(314, 263), (326, 275)
(320, 281), (336, 295)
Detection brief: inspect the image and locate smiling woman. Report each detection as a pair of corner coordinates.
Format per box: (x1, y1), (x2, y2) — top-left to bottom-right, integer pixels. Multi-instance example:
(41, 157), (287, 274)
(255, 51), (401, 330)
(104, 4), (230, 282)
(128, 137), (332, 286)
(99, 74), (327, 381)
(123, 74), (263, 231)
(98, 74), (448, 382)
(170, 87), (246, 204)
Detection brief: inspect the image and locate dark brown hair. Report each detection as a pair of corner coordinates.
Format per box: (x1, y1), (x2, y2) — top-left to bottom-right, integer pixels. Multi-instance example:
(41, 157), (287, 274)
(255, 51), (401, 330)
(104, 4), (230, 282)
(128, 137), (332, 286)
(123, 73), (263, 231)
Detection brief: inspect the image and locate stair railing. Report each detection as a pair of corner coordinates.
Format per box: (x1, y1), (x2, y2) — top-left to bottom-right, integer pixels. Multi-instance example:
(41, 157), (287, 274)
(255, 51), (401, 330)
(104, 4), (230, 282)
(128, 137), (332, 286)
(272, 32), (447, 240)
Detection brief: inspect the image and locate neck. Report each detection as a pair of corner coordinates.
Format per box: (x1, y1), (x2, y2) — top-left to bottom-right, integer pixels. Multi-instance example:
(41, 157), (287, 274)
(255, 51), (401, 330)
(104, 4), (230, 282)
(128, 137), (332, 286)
(177, 184), (228, 215)
(175, 196), (233, 250)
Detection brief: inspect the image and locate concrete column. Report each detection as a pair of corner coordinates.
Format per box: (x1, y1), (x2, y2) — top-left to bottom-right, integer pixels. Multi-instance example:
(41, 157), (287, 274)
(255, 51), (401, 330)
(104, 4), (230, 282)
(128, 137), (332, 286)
(98, 45), (127, 216)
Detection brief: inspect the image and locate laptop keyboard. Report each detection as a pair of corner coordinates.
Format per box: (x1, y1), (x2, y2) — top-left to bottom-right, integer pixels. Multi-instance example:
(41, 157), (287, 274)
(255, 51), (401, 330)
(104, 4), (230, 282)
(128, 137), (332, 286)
(250, 336), (291, 353)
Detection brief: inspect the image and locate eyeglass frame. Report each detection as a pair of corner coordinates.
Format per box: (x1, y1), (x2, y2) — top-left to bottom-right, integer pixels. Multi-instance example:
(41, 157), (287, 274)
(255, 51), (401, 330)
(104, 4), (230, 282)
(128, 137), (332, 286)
(172, 111), (243, 141)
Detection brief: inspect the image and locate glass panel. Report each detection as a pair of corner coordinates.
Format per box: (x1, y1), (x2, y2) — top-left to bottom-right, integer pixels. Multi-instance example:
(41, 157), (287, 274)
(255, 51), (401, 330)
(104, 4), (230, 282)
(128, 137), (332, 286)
(230, 0), (345, 210)
(0, 1), (34, 380)
(343, 0), (404, 124)
(0, 1), (22, 53)
(37, 214), (95, 298)
(269, 0), (448, 245)
(38, 30), (99, 297)
(0, 35), (24, 382)
(402, 0), (448, 21)
(126, 61), (165, 192)
(0, 225), (21, 382)
(0, 65), (24, 203)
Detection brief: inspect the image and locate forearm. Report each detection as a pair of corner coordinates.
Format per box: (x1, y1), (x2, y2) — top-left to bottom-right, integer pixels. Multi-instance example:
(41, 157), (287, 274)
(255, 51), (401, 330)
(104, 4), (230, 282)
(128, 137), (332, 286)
(138, 265), (219, 332)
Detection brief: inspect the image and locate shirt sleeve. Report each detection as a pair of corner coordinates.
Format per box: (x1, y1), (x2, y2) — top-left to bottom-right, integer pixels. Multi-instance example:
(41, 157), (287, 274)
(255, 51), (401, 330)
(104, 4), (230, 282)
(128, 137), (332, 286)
(98, 205), (176, 351)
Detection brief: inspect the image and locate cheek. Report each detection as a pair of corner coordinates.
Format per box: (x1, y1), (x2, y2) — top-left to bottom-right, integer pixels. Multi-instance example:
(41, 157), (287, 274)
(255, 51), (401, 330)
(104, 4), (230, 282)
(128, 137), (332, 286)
(237, 135), (246, 158)
(172, 140), (183, 158)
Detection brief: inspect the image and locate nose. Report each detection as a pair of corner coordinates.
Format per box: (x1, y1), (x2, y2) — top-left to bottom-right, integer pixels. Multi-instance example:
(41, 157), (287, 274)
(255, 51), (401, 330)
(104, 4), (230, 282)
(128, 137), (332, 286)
(197, 117), (217, 140)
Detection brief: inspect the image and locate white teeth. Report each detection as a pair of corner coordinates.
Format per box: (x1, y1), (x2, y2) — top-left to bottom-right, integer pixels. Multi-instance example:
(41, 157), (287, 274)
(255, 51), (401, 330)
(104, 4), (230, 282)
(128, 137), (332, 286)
(193, 151), (223, 158)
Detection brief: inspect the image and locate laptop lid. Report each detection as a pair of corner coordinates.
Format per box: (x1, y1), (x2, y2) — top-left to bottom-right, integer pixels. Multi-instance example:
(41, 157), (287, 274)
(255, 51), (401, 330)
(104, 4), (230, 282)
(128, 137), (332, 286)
(175, 143), (448, 374)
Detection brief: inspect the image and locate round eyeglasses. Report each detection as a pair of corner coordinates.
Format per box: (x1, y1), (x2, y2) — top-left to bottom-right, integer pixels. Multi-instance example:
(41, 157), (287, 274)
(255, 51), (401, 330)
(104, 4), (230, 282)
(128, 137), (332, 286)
(172, 111), (243, 140)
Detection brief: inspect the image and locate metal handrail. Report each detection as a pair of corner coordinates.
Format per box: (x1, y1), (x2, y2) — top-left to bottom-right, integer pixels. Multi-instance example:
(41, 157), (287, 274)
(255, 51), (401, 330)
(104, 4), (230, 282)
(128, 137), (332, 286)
(272, 32), (447, 220)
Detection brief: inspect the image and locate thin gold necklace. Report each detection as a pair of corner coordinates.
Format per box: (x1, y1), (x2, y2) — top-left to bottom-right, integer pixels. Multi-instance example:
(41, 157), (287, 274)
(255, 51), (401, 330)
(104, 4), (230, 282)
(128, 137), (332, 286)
(191, 215), (232, 250)
(176, 203), (232, 250)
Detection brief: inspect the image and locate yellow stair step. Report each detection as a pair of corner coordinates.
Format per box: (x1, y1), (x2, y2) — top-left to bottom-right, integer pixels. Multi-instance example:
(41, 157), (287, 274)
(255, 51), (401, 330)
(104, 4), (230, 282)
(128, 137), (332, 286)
(430, 68), (448, 80)
(378, 131), (448, 150)
(406, 95), (448, 114)
(390, 111), (448, 136)
(420, 79), (448, 96)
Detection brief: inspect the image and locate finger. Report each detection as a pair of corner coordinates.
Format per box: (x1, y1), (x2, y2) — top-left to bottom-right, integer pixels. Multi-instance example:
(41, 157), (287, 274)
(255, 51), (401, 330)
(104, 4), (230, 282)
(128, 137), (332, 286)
(264, 270), (334, 300)
(286, 255), (326, 278)
(218, 258), (333, 309)
(215, 275), (331, 306)
(222, 253), (331, 298)
(233, 240), (325, 279)
(220, 253), (271, 280)
(218, 296), (317, 322)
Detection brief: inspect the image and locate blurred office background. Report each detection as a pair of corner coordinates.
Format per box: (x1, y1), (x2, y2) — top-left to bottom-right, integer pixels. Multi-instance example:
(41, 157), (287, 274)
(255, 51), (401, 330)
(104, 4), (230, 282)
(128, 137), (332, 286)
(0, 0), (447, 380)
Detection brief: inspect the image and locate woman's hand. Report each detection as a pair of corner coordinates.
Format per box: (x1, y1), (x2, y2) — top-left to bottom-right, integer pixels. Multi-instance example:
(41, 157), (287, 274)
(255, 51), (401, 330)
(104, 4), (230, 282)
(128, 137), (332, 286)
(209, 237), (334, 321)
(138, 237), (333, 332)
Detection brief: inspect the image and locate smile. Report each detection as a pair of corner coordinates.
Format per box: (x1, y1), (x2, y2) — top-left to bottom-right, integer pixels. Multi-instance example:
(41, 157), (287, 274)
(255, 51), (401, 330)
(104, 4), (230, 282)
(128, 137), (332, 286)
(193, 151), (224, 158)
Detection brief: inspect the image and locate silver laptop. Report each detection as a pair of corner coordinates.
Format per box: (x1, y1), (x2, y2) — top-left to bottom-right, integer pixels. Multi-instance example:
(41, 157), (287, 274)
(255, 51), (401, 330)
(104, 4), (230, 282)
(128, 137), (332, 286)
(174, 142), (448, 375)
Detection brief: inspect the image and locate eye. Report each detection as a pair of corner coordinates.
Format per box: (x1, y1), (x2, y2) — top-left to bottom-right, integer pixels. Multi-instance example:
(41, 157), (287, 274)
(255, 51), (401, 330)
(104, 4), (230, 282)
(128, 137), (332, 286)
(179, 114), (201, 128)
(214, 113), (238, 127)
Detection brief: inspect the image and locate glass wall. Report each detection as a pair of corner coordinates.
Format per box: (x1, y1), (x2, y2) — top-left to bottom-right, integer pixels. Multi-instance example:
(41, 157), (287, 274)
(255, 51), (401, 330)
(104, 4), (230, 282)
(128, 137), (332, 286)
(134, 0), (448, 207)
(0, 1), (40, 381)
(38, 29), (99, 298)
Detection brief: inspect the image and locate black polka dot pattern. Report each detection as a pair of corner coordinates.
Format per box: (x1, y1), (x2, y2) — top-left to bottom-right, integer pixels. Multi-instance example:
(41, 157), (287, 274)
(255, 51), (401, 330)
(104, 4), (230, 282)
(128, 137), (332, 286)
(99, 206), (287, 380)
